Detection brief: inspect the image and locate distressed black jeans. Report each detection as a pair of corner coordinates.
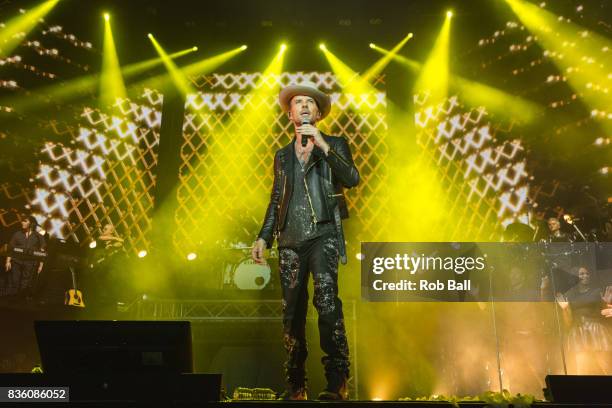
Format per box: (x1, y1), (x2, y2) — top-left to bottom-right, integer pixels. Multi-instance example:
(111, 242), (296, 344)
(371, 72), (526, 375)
(278, 231), (350, 389)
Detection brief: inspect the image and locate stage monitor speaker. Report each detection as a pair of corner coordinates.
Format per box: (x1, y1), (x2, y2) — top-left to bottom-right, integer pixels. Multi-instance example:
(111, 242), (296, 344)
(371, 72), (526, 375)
(544, 375), (612, 404)
(34, 320), (193, 375)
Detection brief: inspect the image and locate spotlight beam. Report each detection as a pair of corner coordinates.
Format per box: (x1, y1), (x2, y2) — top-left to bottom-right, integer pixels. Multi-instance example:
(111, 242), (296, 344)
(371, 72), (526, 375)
(137, 45), (247, 92)
(172, 44), (284, 250)
(3, 47), (197, 114)
(148, 34), (194, 96)
(372, 45), (542, 122)
(414, 14), (451, 104)
(100, 13), (127, 107)
(362, 33), (413, 83)
(505, 0), (612, 132)
(320, 44), (380, 109)
(0, 0), (60, 57)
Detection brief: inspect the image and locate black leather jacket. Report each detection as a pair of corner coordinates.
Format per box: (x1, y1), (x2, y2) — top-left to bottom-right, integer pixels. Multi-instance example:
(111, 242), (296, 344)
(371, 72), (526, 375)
(257, 133), (359, 251)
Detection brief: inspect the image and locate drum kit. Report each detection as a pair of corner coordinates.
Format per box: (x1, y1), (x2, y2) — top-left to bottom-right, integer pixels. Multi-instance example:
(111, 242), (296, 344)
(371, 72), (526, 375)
(221, 244), (279, 291)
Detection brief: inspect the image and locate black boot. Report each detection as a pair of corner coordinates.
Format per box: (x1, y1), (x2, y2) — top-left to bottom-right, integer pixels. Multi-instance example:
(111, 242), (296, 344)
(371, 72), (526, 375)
(279, 366), (308, 400)
(278, 385), (308, 401)
(317, 371), (348, 400)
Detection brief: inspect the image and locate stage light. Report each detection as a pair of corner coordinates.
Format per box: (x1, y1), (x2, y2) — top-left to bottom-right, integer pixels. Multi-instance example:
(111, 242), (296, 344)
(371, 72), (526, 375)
(192, 46), (198, 51)
(594, 137), (609, 146)
(319, 43), (326, 51)
(186, 43), (287, 239)
(600, 167), (610, 175)
(103, 12), (110, 21)
(187, 252), (197, 261)
(139, 45), (247, 91)
(414, 13), (451, 104)
(505, 0), (612, 133)
(3, 46), (197, 113)
(363, 32), (414, 83)
(371, 44), (540, 122)
(280, 43), (287, 52)
(446, 10), (453, 18)
(0, 0), (61, 57)
(138, 250), (148, 258)
(321, 43), (380, 111)
(100, 10), (127, 107)
(356, 252), (365, 261)
(181, 46), (247, 78)
(148, 33), (194, 96)
(372, 397), (383, 401)
(89, 241), (97, 249)
(147, 33), (153, 38)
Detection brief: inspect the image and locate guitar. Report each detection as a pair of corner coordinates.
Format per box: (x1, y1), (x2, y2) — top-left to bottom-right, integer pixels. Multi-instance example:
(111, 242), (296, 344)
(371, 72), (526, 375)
(65, 266), (85, 307)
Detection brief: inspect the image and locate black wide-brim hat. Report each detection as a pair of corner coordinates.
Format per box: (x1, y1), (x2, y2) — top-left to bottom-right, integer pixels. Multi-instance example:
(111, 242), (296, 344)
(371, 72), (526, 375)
(279, 80), (331, 119)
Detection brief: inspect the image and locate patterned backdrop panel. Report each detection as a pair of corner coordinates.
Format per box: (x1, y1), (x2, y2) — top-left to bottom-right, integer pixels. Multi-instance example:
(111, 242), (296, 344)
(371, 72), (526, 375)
(174, 72), (389, 255)
(414, 92), (530, 240)
(28, 89), (163, 254)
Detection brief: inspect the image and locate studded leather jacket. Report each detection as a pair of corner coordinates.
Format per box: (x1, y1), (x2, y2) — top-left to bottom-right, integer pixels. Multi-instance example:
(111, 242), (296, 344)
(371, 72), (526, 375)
(257, 133), (359, 259)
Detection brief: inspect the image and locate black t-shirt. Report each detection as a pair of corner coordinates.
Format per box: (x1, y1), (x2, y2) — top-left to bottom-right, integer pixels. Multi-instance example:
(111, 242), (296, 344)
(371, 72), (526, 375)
(278, 154), (334, 248)
(566, 285), (604, 321)
(9, 230), (46, 264)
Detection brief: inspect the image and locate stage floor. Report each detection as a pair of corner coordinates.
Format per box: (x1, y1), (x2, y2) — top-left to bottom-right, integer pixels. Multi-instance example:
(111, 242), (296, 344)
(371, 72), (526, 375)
(7, 401), (612, 407)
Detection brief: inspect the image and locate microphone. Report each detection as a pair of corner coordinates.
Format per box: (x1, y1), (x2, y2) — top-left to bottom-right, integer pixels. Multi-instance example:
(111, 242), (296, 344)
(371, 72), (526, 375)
(301, 115), (311, 147)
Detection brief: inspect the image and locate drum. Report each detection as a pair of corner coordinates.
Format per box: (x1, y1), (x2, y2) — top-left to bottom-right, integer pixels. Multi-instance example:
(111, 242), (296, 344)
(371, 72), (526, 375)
(232, 258), (272, 290)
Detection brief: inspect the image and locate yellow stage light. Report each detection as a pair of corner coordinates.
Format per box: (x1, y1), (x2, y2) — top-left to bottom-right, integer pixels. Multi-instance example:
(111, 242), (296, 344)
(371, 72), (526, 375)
(0, 0), (61, 57)
(187, 252), (197, 261)
(192, 46), (198, 51)
(372, 44), (540, 122)
(148, 33), (194, 95)
(100, 12), (127, 108)
(104, 13), (110, 21)
(319, 43), (326, 51)
(280, 43), (287, 52)
(363, 32), (413, 83)
(505, 0), (612, 132)
(140, 45), (246, 91)
(178, 45), (287, 247)
(414, 14), (451, 104)
(321, 44), (380, 111)
(3, 46), (197, 113)
(446, 10), (453, 18)
(138, 250), (148, 258)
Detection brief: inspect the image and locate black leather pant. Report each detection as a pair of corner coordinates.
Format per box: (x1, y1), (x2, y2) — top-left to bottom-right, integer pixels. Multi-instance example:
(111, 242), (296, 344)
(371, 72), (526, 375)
(278, 231), (350, 388)
(9, 261), (37, 296)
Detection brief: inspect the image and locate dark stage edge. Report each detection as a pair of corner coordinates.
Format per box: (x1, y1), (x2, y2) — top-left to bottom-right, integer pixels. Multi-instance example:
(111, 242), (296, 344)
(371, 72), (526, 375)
(4, 402), (612, 407)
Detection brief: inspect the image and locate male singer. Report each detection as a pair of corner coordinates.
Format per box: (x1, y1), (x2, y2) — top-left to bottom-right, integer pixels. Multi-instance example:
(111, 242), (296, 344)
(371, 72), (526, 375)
(252, 81), (359, 400)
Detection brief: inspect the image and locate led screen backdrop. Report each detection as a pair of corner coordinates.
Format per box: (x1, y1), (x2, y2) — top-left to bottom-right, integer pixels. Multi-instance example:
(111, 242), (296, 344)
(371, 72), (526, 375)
(414, 92), (530, 240)
(0, 91), (163, 255)
(30, 90), (163, 254)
